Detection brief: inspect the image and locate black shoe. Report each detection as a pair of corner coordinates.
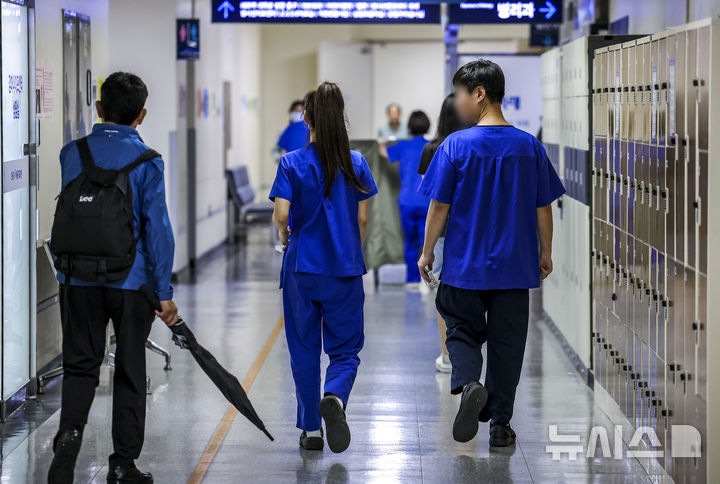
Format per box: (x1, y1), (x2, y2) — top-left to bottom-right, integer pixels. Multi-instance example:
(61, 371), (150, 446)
(319, 395), (351, 453)
(48, 428), (82, 484)
(107, 464), (153, 483)
(478, 405), (491, 423)
(489, 421), (516, 447)
(299, 429), (324, 451)
(452, 381), (488, 443)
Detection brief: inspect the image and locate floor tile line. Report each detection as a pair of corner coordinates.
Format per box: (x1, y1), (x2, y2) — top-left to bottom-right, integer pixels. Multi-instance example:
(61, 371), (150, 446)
(187, 316), (284, 484)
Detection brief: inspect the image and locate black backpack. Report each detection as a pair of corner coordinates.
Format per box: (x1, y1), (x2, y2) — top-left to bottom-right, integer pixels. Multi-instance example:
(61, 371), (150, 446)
(50, 137), (160, 283)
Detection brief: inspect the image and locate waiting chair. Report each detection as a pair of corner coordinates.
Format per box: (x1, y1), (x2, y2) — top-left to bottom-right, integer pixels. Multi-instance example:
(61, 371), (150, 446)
(226, 165), (274, 241)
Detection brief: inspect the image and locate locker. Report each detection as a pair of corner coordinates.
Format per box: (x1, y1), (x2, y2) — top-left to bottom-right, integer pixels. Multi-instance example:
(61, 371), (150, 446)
(686, 28), (698, 270)
(683, 267), (696, 399)
(665, 260), (676, 383)
(649, 249), (659, 352)
(658, 141), (669, 256)
(658, 36), (668, 146)
(657, 251), (667, 360)
(595, 303), (608, 387)
(655, 350), (668, 465)
(620, 141), (628, 232)
(627, 141), (635, 235)
(696, 274), (707, 401)
(648, 144), (658, 248)
(631, 334), (641, 426)
(698, 151), (707, 274)
(670, 261), (685, 396)
(642, 40), (653, 144)
(621, 45), (630, 141)
(684, 394), (707, 484)
(640, 341), (651, 429)
(697, 26), (709, 151)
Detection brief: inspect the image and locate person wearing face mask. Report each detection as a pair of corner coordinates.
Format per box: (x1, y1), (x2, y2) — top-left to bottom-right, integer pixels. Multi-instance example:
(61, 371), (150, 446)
(277, 98), (311, 156)
(417, 60), (565, 448)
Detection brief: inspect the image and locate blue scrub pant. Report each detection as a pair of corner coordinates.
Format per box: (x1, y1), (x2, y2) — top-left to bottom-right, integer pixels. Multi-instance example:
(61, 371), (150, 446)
(281, 271), (365, 431)
(398, 204), (428, 283)
(436, 283), (529, 425)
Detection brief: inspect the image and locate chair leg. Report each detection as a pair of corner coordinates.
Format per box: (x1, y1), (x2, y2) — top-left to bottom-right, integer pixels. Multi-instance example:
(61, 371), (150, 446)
(145, 339), (172, 371)
(37, 366), (64, 394)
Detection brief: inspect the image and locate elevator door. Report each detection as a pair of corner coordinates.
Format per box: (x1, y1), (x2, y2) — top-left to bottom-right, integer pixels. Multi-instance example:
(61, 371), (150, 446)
(1, 0), (31, 399)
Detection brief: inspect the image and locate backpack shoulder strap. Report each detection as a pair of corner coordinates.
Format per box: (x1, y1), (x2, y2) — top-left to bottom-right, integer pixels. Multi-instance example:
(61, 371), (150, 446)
(76, 137), (95, 172)
(120, 149), (161, 174)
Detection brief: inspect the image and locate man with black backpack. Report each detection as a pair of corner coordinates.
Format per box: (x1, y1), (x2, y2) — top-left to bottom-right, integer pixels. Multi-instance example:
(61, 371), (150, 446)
(48, 72), (177, 484)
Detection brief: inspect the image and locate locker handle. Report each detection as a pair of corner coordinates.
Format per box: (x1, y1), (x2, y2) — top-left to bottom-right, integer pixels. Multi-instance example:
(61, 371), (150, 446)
(696, 197), (701, 227)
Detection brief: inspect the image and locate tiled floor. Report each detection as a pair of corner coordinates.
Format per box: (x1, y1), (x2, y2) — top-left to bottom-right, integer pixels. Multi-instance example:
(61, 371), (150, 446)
(0, 230), (655, 483)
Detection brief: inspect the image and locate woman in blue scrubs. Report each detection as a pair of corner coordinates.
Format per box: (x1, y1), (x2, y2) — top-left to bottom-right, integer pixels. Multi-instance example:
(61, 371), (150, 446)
(270, 82), (378, 453)
(381, 110), (431, 284)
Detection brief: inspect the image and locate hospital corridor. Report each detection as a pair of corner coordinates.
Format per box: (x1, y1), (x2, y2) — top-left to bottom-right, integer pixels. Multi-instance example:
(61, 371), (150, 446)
(0, 1), (719, 483)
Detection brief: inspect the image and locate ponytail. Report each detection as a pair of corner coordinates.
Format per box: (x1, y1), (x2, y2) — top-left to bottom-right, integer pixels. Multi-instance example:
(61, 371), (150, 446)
(304, 83), (369, 198)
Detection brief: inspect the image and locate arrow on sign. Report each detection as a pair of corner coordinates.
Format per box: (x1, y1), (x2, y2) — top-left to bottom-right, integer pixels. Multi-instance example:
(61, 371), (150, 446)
(216, 0), (236, 20)
(538, 0), (558, 19)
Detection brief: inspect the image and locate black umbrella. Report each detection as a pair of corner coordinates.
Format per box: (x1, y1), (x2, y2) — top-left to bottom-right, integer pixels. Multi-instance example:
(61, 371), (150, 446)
(139, 285), (274, 441)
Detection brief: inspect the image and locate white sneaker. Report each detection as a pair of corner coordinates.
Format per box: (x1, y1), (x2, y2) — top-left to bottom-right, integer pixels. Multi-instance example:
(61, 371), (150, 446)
(435, 354), (451, 373)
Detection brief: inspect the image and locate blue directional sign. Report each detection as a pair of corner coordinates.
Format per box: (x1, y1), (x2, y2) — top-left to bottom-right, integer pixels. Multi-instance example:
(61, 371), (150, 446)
(211, 1), (441, 24)
(448, 1), (562, 24)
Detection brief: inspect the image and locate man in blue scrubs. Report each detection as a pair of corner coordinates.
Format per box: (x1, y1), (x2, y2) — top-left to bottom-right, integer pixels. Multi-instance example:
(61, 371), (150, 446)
(277, 98), (310, 155)
(383, 110), (431, 283)
(418, 60), (565, 447)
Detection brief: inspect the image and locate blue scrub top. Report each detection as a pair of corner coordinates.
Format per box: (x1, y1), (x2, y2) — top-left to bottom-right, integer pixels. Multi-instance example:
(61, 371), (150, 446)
(418, 126), (565, 290)
(278, 120), (310, 153)
(269, 144), (378, 277)
(386, 135), (430, 208)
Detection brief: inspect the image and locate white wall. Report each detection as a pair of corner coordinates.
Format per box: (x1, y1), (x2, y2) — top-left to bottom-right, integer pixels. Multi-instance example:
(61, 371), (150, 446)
(106, 0), (262, 267)
(371, 41), (444, 138)
(35, 0), (109, 243)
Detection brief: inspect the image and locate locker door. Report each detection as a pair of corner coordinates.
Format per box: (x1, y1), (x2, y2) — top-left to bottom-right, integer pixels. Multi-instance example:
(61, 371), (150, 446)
(696, 274), (707, 401)
(698, 151), (707, 274)
(683, 268), (696, 403)
(697, 27), (709, 151)
(686, 29), (698, 270)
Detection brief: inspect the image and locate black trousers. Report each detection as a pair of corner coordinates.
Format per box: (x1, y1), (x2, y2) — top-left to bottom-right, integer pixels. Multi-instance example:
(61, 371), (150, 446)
(436, 283), (529, 425)
(57, 285), (155, 466)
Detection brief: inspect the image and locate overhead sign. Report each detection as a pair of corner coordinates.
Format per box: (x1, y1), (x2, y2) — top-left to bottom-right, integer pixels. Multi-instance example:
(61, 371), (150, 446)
(177, 19), (200, 60)
(211, 1), (441, 24)
(448, 1), (561, 24)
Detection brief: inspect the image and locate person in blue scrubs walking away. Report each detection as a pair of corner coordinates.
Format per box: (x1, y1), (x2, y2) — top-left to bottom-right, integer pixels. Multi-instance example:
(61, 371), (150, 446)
(418, 60), (565, 447)
(277, 98), (310, 155)
(381, 110), (431, 285)
(270, 82), (378, 453)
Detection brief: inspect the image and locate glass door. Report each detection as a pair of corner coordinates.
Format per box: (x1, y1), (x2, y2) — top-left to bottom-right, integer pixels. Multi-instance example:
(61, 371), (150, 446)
(1, 0), (31, 399)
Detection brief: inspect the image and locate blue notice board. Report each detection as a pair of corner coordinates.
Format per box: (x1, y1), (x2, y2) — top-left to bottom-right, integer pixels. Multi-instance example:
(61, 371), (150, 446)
(448, 1), (562, 24)
(211, 1), (441, 24)
(177, 19), (200, 60)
